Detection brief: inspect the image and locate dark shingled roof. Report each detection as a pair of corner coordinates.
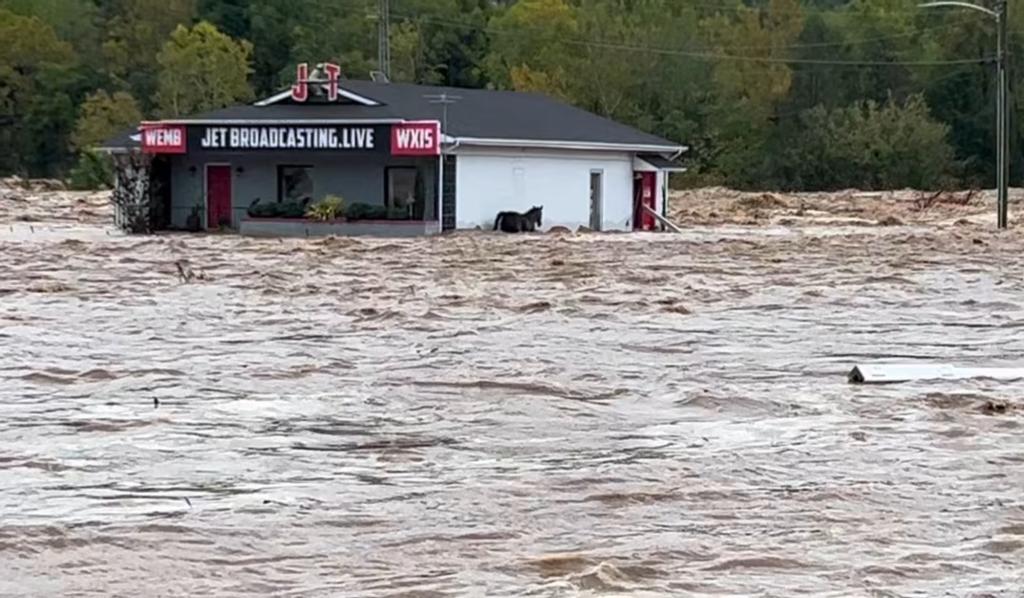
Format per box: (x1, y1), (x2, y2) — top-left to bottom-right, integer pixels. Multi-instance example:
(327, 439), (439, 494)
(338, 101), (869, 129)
(101, 80), (684, 152)
(98, 127), (141, 152)
(637, 153), (687, 170)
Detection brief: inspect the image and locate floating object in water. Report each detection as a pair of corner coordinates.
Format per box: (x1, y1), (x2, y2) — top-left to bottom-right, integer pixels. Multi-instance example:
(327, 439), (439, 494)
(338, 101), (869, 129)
(642, 204), (683, 233)
(849, 364), (1024, 384)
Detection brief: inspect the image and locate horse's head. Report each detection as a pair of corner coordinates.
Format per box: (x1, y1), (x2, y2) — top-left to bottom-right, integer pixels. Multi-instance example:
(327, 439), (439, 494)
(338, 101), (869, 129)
(529, 205), (543, 226)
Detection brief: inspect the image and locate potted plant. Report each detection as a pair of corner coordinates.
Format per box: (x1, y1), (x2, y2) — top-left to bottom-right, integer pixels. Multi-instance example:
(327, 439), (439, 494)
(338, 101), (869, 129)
(305, 195), (346, 221)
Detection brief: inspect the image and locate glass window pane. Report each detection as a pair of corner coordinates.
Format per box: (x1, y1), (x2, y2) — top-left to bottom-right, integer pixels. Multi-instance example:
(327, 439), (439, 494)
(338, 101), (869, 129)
(387, 168), (417, 218)
(279, 166), (313, 202)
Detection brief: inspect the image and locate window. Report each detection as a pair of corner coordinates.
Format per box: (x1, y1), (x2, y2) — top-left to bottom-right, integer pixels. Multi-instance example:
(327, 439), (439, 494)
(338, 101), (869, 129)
(386, 167), (417, 219)
(589, 170), (603, 230)
(278, 165), (313, 202)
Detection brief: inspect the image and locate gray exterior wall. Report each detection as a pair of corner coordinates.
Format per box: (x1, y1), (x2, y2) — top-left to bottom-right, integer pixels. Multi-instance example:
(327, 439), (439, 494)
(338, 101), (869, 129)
(169, 151), (437, 228)
(240, 219), (438, 238)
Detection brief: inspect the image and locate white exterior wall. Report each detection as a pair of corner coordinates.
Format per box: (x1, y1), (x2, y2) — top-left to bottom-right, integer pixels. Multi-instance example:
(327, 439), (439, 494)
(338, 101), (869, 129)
(454, 147), (634, 231)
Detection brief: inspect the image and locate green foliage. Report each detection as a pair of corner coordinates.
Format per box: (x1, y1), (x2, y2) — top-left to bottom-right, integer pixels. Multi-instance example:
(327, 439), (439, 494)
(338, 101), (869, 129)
(155, 21), (254, 117)
(346, 202), (389, 220)
(306, 195), (346, 220)
(0, 8), (76, 175)
(197, 0), (249, 39)
(769, 95), (956, 190)
(485, 0), (577, 98)
(247, 199), (309, 218)
(101, 0), (196, 111)
(0, 0), (1018, 190)
(68, 150), (114, 190)
(72, 91), (143, 151)
(0, 0), (103, 66)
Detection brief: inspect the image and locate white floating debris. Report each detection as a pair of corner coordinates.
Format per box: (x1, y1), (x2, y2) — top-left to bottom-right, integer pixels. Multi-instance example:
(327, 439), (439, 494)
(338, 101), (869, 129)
(849, 364), (1024, 384)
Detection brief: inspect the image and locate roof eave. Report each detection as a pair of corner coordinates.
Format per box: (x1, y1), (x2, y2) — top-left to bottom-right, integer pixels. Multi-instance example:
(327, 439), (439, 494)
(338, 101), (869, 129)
(451, 136), (685, 154)
(140, 118), (406, 126)
(254, 85), (382, 107)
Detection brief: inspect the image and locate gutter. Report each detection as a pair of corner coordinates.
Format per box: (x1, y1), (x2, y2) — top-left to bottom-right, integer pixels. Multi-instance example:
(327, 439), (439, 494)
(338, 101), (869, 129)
(451, 136), (684, 154)
(139, 119), (406, 126)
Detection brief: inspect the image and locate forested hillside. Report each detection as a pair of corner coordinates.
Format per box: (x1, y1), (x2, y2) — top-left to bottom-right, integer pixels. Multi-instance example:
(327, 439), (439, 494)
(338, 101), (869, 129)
(1, 0), (1019, 191)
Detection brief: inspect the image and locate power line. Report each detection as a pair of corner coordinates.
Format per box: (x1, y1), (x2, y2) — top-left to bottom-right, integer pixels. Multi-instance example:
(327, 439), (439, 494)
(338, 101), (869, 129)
(656, 0), (979, 18)
(389, 11), (994, 67)
(720, 22), (965, 51)
(771, 63), (991, 121)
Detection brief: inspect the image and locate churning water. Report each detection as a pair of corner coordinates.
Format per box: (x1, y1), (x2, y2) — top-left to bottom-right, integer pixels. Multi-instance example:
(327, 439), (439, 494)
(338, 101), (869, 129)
(1, 209), (1023, 596)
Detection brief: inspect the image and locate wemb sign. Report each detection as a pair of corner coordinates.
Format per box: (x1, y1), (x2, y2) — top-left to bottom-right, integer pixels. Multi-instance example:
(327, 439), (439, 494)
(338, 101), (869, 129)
(141, 125), (186, 154)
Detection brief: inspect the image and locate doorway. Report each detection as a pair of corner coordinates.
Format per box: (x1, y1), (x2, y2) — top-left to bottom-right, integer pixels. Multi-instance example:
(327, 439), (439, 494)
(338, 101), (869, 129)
(150, 156), (172, 230)
(589, 170), (603, 230)
(205, 164), (232, 229)
(633, 171), (656, 230)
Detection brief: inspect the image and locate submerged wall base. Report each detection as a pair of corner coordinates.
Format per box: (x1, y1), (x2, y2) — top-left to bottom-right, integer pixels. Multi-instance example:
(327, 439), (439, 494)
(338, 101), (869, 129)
(240, 218), (439, 238)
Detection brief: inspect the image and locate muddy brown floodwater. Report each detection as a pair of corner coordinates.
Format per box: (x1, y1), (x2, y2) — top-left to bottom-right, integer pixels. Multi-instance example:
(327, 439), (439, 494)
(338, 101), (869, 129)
(1, 189), (1023, 597)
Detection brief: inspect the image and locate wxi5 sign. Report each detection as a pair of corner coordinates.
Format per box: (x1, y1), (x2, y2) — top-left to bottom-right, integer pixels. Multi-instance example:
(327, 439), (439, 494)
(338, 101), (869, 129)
(391, 121), (440, 156)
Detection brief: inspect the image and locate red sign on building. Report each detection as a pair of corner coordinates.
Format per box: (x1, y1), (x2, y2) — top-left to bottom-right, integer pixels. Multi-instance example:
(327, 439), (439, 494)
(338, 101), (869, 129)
(391, 121), (441, 156)
(292, 62), (341, 102)
(141, 125), (187, 154)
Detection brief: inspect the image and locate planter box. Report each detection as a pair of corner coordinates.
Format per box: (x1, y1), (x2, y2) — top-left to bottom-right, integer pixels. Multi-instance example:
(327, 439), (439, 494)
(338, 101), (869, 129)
(240, 218), (439, 238)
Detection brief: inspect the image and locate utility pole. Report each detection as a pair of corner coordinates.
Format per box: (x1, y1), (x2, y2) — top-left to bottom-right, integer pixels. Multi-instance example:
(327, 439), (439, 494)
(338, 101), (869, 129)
(378, 0), (391, 80)
(921, 0), (1011, 228)
(997, 0), (1009, 228)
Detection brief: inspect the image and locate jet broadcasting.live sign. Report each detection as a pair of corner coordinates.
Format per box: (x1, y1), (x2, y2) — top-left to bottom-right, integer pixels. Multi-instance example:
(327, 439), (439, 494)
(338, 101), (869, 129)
(141, 122), (441, 155)
(199, 126), (376, 151)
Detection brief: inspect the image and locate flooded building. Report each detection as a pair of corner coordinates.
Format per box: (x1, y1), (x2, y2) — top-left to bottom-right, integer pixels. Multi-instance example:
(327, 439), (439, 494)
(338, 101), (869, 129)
(100, 64), (685, 236)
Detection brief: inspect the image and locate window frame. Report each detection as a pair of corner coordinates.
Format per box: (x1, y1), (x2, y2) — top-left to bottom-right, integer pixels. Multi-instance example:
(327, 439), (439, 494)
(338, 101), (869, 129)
(384, 166), (418, 218)
(277, 164), (315, 203)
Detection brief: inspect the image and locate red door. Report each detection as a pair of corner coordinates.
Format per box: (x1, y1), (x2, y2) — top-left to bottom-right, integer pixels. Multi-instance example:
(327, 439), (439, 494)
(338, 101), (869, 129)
(633, 171), (656, 230)
(206, 165), (232, 229)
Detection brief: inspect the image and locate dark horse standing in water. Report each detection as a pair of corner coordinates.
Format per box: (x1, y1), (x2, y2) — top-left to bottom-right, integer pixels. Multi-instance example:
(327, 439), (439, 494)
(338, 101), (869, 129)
(493, 206), (543, 233)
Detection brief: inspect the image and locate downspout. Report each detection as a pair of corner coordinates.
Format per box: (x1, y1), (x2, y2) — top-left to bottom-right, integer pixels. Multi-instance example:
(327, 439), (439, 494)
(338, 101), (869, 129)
(437, 148), (444, 235)
(437, 135), (461, 234)
(437, 136), (461, 234)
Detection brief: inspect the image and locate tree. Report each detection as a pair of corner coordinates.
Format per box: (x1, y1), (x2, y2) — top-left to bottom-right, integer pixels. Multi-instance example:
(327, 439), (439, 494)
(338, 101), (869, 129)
(699, 0), (806, 185)
(391, 0), (495, 87)
(197, 0), (250, 40)
(72, 90), (143, 150)
(154, 21), (254, 117)
(0, 0), (102, 67)
(102, 0), (196, 111)
(287, 0), (376, 85)
(0, 8), (75, 175)
(771, 95), (956, 190)
(247, 0), (302, 94)
(484, 0), (578, 98)
(391, 21), (431, 83)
